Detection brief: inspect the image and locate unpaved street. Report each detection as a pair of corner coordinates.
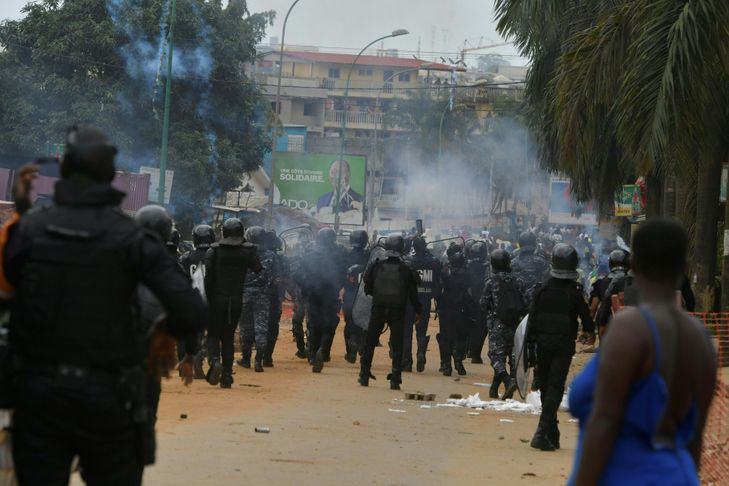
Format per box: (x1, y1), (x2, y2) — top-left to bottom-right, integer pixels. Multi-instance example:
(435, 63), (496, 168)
(142, 319), (585, 485)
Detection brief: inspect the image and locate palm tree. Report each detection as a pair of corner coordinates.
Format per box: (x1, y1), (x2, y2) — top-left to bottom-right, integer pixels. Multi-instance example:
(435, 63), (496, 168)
(495, 0), (729, 310)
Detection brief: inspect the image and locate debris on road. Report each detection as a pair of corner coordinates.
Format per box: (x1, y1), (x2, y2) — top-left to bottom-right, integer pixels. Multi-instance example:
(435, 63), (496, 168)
(255, 427), (271, 433)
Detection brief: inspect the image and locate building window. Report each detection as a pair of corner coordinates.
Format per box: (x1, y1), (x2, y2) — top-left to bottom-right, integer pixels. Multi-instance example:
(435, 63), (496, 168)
(287, 134), (305, 153)
(398, 72), (411, 82)
(328, 68), (340, 79)
(358, 68), (373, 77)
(303, 102), (315, 116)
(383, 70), (394, 82)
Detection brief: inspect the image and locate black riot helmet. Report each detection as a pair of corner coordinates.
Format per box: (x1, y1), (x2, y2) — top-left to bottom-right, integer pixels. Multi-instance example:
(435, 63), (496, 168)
(490, 248), (511, 272)
(518, 231), (537, 252)
(412, 236), (427, 255)
(448, 249), (465, 268)
(350, 230), (368, 249)
(221, 218), (245, 244)
(608, 249), (630, 271)
(385, 234), (405, 254)
(317, 227), (337, 247)
(135, 204), (172, 242)
(60, 125), (118, 182)
(245, 226), (266, 246)
(166, 228), (180, 252)
(266, 230), (283, 251)
(470, 241), (488, 261)
(550, 243), (579, 280)
(446, 243), (463, 258)
(192, 224), (215, 248)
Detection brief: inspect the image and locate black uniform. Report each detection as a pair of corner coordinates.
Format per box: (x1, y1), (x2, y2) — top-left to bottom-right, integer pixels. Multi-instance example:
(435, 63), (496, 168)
(295, 239), (346, 371)
(343, 245), (369, 362)
(178, 246), (209, 365)
(465, 251), (490, 363)
(529, 277), (594, 447)
(511, 250), (549, 303)
(204, 238), (261, 383)
(402, 248), (440, 372)
(360, 251), (422, 388)
(437, 253), (470, 376)
(5, 176), (206, 485)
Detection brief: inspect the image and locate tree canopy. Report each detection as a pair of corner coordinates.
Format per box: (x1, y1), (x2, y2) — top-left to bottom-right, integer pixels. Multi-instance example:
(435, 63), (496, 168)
(0, 0), (274, 228)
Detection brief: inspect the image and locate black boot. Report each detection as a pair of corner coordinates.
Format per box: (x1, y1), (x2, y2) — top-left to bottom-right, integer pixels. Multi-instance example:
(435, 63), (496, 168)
(263, 341), (276, 367)
(549, 421), (561, 450)
(530, 423), (556, 451)
(402, 359), (413, 373)
(254, 351), (264, 373)
(454, 359), (467, 376)
(359, 370), (376, 387)
(436, 334), (452, 376)
(312, 350), (324, 373)
(501, 374), (518, 400)
(387, 371), (402, 390)
(237, 347), (251, 369)
(220, 371), (233, 389)
(489, 373), (502, 399)
(206, 360), (223, 386)
(295, 335), (308, 359)
(416, 335), (429, 373)
(193, 354), (206, 379)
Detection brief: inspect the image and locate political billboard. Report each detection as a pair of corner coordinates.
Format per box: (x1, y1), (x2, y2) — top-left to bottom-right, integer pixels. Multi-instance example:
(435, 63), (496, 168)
(273, 152), (367, 225)
(548, 177), (597, 226)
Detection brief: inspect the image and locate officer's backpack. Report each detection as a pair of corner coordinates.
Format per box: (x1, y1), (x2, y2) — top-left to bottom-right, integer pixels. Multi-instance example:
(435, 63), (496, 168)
(495, 277), (526, 327)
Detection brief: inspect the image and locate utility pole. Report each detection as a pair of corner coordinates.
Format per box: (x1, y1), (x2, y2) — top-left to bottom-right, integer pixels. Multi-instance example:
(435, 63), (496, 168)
(158, 0), (176, 205)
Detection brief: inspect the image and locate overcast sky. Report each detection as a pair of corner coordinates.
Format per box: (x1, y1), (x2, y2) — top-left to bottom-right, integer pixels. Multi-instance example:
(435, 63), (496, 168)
(0, 0), (525, 66)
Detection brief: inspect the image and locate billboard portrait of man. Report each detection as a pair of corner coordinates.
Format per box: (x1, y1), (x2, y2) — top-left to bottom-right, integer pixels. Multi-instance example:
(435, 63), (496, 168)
(316, 159), (364, 216)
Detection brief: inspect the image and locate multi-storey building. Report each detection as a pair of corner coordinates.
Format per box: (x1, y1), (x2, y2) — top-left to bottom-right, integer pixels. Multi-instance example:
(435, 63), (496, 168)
(249, 47), (526, 231)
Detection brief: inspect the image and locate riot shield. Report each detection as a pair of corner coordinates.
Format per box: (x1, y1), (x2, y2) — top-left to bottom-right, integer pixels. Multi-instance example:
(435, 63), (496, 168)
(513, 315), (532, 399)
(427, 236), (466, 262)
(352, 244), (387, 331)
(279, 225), (314, 258)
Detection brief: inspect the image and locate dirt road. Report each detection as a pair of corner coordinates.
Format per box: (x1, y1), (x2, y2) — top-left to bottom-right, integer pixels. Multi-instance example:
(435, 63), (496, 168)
(133, 318), (587, 486)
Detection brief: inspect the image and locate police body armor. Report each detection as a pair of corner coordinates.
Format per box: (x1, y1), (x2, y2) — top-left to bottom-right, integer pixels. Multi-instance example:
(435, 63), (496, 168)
(372, 261), (408, 307)
(207, 243), (257, 297)
(531, 283), (580, 351)
(405, 253), (437, 297)
(12, 202), (142, 367)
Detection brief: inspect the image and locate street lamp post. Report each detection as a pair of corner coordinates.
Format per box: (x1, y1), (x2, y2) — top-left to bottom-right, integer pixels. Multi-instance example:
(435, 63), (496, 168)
(158, 0), (177, 204)
(334, 28), (409, 232)
(266, 0), (302, 230)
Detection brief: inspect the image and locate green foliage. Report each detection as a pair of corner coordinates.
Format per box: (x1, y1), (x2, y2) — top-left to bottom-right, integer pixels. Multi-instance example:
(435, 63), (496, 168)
(495, 0), (729, 210)
(0, 0), (274, 228)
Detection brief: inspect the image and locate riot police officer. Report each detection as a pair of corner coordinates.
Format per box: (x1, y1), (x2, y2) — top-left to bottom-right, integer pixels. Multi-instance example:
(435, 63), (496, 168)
(3, 126), (207, 484)
(480, 249), (527, 399)
(180, 224), (215, 275)
(264, 230), (285, 367)
(512, 231), (550, 302)
(465, 240), (490, 364)
(528, 243), (595, 451)
(178, 224), (216, 377)
(437, 244), (470, 376)
(594, 249), (630, 336)
(204, 218), (261, 387)
(343, 230), (369, 364)
(359, 235), (422, 390)
(295, 228), (346, 373)
(239, 226), (277, 373)
(403, 236), (440, 373)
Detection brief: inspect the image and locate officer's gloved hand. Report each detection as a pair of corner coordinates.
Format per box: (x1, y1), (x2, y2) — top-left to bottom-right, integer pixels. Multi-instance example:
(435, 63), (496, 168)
(147, 330), (178, 381)
(12, 163), (39, 215)
(178, 354), (195, 386)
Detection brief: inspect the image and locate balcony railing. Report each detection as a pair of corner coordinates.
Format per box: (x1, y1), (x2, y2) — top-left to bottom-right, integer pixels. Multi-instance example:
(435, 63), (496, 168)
(324, 110), (384, 126)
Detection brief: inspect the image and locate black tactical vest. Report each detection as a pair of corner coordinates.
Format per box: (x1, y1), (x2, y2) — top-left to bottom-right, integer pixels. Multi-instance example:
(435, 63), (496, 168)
(13, 203), (143, 367)
(207, 243), (257, 297)
(372, 261), (408, 307)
